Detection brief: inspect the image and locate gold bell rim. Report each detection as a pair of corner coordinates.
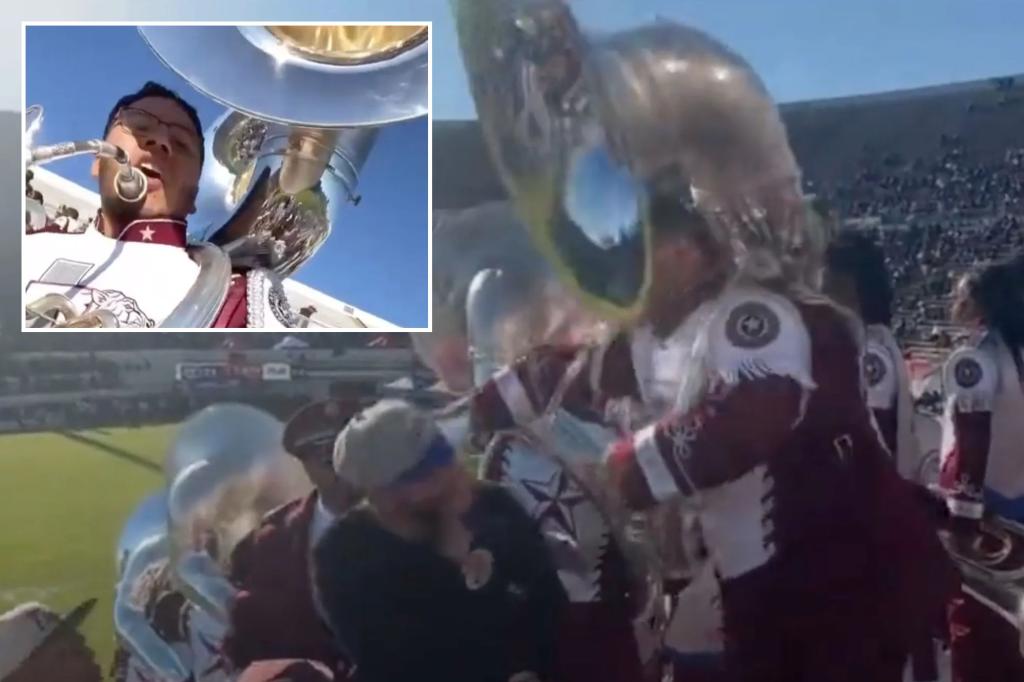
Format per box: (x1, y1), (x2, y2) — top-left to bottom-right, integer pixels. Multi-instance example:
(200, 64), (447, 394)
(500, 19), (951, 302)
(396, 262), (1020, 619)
(266, 25), (428, 66)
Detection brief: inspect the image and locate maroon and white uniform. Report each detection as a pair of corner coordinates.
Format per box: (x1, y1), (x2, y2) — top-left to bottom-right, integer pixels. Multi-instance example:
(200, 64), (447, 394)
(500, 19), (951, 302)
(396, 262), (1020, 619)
(864, 324), (922, 481)
(481, 421), (646, 682)
(940, 330), (1024, 682)
(23, 217), (295, 328)
(471, 282), (954, 681)
(940, 330), (1024, 522)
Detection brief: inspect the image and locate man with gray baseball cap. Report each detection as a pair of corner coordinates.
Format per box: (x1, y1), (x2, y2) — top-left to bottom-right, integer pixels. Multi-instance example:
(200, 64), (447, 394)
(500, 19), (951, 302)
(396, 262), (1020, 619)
(314, 399), (565, 682)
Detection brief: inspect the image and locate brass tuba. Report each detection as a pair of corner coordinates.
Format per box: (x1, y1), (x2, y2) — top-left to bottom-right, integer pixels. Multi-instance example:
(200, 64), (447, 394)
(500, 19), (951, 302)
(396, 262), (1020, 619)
(164, 403), (312, 624)
(452, 0), (805, 322)
(141, 24), (428, 279)
(937, 501), (1024, 655)
(113, 492), (191, 682)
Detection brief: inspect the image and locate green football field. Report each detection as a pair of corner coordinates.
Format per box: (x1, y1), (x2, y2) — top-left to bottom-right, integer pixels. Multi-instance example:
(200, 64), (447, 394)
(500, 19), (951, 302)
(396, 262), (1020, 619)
(0, 425), (178, 675)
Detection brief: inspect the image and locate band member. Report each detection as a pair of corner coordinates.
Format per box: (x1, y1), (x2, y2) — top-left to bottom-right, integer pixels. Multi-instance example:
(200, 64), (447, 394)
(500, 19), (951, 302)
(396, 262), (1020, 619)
(223, 399), (364, 679)
(471, 196), (725, 682)
(464, 195), (955, 681)
(481, 430), (648, 682)
(823, 231), (921, 479)
(23, 81), (296, 328)
(315, 399), (566, 682)
(824, 230), (944, 682)
(940, 255), (1024, 681)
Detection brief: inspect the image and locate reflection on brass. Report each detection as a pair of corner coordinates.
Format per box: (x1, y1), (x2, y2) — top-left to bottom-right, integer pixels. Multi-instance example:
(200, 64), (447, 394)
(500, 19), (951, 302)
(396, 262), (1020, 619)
(267, 25), (428, 65)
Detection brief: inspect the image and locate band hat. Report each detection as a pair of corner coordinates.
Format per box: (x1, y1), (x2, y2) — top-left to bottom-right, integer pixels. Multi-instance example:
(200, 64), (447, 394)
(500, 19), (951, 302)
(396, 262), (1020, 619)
(0, 599), (96, 678)
(283, 398), (362, 462)
(332, 399), (456, 491)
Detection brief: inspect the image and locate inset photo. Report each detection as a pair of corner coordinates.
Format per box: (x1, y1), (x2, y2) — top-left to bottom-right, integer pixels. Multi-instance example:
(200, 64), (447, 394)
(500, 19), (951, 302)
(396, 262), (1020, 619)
(23, 23), (430, 331)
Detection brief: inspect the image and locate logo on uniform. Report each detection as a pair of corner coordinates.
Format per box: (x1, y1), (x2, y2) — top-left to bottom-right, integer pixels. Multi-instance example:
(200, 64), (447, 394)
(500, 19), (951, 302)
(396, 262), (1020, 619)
(863, 351), (886, 387)
(954, 357), (983, 389)
(725, 301), (780, 349)
(88, 288), (154, 327)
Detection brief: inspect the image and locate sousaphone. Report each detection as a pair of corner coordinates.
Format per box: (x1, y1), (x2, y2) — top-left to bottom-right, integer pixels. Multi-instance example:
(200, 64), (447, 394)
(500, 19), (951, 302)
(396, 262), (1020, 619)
(113, 491), (192, 682)
(164, 404), (311, 624)
(452, 0), (804, 323)
(933, 490), (1024, 655)
(140, 24), (428, 279)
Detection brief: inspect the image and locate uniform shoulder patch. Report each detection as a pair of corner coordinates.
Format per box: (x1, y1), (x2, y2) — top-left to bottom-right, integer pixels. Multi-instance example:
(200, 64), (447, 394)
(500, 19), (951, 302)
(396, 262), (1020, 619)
(943, 346), (998, 412)
(724, 301), (781, 350)
(706, 287), (815, 391)
(953, 355), (983, 388)
(863, 349), (888, 387)
(862, 341), (897, 409)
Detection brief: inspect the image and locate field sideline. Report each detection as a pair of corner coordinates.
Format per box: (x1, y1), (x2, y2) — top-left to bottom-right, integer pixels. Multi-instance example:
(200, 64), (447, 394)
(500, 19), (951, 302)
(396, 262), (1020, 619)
(0, 425), (177, 674)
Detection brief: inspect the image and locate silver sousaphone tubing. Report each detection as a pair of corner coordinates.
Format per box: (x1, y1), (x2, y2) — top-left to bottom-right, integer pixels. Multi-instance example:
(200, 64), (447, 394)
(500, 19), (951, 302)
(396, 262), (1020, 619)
(943, 514), (1024, 656)
(139, 24), (428, 282)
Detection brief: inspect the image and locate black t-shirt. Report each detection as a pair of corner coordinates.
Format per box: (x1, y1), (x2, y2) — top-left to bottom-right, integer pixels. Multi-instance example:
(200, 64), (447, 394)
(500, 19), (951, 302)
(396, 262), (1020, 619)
(314, 484), (566, 682)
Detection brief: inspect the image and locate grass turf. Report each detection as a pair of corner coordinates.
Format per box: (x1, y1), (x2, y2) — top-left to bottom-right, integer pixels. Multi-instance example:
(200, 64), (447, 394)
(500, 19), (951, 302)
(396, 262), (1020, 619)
(0, 425), (177, 675)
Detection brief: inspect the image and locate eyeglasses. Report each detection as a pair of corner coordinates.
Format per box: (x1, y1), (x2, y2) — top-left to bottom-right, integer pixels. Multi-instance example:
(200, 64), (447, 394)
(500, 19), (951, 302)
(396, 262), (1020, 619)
(114, 107), (201, 159)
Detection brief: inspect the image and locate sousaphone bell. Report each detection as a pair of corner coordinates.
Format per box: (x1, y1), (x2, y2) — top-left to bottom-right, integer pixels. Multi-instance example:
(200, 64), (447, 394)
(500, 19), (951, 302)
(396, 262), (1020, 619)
(140, 25), (428, 281)
(452, 0), (804, 323)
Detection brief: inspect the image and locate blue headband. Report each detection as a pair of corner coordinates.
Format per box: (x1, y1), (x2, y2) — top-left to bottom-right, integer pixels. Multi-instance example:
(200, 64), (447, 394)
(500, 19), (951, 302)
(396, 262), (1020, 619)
(389, 433), (456, 489)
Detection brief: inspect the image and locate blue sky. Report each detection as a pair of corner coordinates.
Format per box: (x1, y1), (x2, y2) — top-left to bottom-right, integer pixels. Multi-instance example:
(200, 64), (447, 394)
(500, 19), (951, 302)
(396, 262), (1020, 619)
(14, 1), (1024, 116)
(25, 25), (429, 329)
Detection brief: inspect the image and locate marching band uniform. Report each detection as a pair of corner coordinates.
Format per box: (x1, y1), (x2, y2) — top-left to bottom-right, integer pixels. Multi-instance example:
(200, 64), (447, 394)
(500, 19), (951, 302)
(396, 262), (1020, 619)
(223, 494), (351, 680)
(864, 323), (945, 681)
(481, 430), (648, 682)
(940, 330), (1024, 681)
(23, 215), (296, 328)
(469, 281), (954, 681)
(864, 323), (921, 480)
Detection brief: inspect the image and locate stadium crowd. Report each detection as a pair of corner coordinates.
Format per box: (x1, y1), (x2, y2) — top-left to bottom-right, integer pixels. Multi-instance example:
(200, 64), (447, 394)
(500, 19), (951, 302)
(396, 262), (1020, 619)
(822, 142), (1024, 347)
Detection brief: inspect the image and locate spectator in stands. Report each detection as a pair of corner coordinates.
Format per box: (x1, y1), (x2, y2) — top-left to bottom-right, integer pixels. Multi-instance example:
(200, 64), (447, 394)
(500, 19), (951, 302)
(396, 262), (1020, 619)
(54, 206), (81, 233)
(941, 253), (1024, 682)
(314, 399), (565, 682)
(223, 398), (364, 679)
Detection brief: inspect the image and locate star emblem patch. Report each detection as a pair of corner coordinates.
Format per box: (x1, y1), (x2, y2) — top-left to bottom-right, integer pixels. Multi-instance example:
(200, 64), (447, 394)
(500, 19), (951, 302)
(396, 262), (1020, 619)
(725, 301), (780, 349)
(520, 469), (588, 540)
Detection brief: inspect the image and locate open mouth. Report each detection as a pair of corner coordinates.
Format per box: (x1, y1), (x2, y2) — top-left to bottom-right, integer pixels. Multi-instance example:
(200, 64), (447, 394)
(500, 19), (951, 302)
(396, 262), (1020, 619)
(137, 164), (164, 188)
